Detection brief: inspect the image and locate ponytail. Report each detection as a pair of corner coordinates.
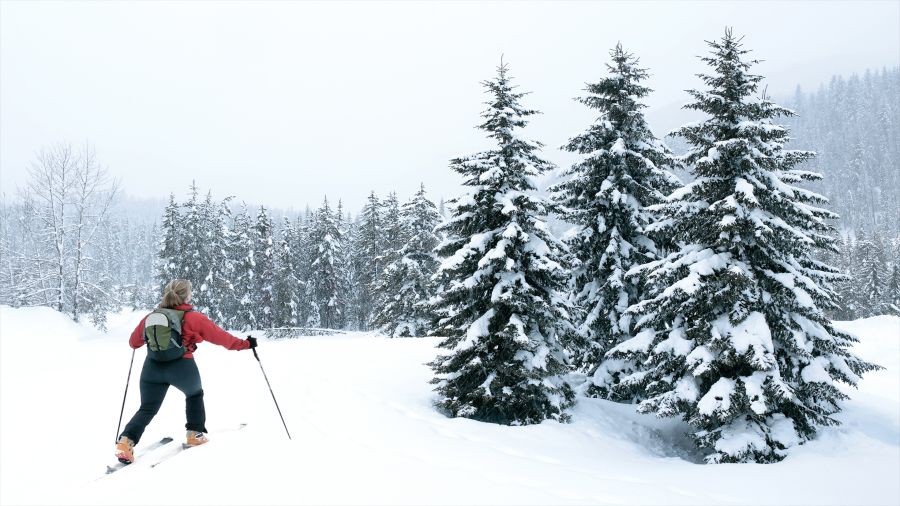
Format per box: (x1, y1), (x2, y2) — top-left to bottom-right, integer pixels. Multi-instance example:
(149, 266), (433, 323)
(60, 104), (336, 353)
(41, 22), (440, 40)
(160, 279), (192, 309)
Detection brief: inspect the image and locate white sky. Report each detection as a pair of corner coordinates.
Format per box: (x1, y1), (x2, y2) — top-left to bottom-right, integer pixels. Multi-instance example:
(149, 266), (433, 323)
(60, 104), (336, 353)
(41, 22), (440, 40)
(2, 0), (898, 213)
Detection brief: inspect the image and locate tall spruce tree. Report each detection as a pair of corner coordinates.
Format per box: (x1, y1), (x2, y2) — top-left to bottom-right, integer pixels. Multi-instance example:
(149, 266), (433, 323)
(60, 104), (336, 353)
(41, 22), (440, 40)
(301, 208), (321, 327)
(334, 200), (352, 329)
(273, 216), (302, 327)
(888, 261), (900, 314)
(428, 61), (575, 425)
(373, 191), (406, 317)
(550, 43), (681, 397)
(380, 191), (405, 267)
(607, 30), (880, 463)
(351, 192), (383, 330)
(228, 204), (257, 330)
(308, 197), (344, 329)
(854, 230), (889, 317)
(254, 206), (276, 328)
(831, 232), (859, 320)
(202, 195), (235, 324)
(180, 182), (210, 311)
(157, 193), (181, 292)
(372, 183), (442, 337)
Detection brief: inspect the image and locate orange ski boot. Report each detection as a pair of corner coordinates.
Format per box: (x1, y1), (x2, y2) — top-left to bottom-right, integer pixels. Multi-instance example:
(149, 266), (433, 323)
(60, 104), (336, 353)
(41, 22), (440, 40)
(115, 436), (135, 464)
(186, 430), (209, 448)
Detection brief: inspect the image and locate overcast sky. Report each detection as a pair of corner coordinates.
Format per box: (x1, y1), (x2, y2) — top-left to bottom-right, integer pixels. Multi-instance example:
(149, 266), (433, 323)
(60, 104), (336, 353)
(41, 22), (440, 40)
(2, 0), (898, 213)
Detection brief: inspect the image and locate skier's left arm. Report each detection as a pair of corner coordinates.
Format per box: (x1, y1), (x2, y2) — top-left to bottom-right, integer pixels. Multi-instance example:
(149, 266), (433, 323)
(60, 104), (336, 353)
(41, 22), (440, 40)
(191, 313), (251, 351)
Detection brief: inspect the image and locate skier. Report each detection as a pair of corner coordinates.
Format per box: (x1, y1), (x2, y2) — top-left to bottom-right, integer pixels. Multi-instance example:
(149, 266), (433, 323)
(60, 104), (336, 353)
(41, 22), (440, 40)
(114, 279), (257, 464)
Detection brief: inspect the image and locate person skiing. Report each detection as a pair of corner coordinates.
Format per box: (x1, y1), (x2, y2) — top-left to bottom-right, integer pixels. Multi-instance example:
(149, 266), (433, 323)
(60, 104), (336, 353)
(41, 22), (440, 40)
(114, 279), (257, 464)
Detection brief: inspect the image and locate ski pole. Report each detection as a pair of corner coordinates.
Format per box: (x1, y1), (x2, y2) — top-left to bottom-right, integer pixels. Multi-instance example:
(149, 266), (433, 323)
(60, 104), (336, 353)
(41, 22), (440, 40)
(115, 348), (136, 443)
(252, 345), (292, 440)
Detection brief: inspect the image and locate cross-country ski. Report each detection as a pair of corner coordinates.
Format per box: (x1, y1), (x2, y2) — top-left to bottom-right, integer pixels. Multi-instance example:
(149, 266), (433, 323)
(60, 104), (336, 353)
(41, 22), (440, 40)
(104, 436), (173, 475)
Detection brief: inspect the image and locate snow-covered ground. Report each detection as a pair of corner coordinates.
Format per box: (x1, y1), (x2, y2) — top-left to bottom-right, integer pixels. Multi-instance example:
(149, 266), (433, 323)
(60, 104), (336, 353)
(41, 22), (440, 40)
(0, 306), (897, 506)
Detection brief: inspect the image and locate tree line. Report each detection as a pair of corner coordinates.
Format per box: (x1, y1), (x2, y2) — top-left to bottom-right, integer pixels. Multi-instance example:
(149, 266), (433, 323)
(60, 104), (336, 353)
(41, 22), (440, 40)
(151, 183), (442, 335)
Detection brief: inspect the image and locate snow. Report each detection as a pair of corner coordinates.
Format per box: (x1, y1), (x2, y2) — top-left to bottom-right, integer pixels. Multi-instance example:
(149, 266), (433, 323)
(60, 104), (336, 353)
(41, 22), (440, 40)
(697, 377), (736, 418)
(1, 307), (898, 505)
(800, 356), (835, 384)
(457, 308), (495, 351)
(714, 311), (774, 357)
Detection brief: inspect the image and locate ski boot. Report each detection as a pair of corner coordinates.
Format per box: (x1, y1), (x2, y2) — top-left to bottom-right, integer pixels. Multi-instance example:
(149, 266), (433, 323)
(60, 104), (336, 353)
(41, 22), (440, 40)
(115, 436), (135, 464)
(186, 430), (209, 448)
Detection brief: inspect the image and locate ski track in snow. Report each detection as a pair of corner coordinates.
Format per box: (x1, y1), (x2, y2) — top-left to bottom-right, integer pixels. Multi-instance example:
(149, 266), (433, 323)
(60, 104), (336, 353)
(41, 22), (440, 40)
(0, 307), (897, 505)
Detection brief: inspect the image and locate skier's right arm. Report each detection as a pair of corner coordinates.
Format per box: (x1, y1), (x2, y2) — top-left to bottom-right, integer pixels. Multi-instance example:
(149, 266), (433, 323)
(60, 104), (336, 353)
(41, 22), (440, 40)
(129, 318), (146, 349)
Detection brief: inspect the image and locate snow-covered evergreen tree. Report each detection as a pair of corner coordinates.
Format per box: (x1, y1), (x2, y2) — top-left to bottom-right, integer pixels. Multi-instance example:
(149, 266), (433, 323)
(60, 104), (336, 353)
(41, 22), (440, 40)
(550, 43), (681, 397)
(333, 200), (352, 329)
(293, 211), (318, 327)
(350, 192), (383, 330)
(607, 30), (880, 463)
(372, 183), (442, 337)
(157, 196), (182, 298)
(380, 191), (405, 267)
(300, 208), (321, 327)
(179, 182), (210, 311)
(253, 206), (276, 328)
(308, 197), (345, 329)
(888, 261), (900, 314)
(831, 232), (859, 320)
(228, 204), (257, 330)
(428, 60), (575, 425)
(202, 197), (234, 324)
(273, 216), (302, 327)
(372, 191), (406, 317)
(854, 230), (889, 317)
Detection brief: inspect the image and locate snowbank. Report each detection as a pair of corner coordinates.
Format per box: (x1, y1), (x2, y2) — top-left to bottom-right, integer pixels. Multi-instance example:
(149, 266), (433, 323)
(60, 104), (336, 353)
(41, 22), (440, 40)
(0, 307), (897, 505)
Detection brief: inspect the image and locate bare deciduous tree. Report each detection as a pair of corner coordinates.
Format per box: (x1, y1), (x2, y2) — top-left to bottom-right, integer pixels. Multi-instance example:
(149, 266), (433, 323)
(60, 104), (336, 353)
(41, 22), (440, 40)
(14, 142), (120, 325)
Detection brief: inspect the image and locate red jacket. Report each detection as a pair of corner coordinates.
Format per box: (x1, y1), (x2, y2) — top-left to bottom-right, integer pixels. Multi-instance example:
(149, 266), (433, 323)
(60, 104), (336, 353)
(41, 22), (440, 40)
(130, 304), (250, 358)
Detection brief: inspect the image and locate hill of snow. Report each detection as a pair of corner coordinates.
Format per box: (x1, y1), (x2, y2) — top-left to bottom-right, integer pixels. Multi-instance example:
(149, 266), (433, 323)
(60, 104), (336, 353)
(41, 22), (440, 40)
(0, 307), (897, 505)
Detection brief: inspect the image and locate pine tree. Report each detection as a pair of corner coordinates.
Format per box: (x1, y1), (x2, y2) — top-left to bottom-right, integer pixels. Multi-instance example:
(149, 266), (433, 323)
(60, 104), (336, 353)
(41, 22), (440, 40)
(333, 200), (352, 329)
(888, 261), (900, 314)
(550, 43), (681, 397)
(300, 208), (321, 327)
(294, 211), (318, 327)
(203, 197), (234, 324)
(351, 192), (383, 330)
(608, 30), (880, 463)
(428, 60), (575, 425)
(157, 193), (181, 292)
(273, 216), (302, 327)
(831, 232), (859, 320)
(372, 183), (442, 337)
(854, 230), (890, 316)
(373, 191), (406, 316)
(380, 191), (405, 267)
(180, 182), (209, 311)
(308, 197), (344, 329)
(229, 204), (257, 330)
(254, 206), (277, 328)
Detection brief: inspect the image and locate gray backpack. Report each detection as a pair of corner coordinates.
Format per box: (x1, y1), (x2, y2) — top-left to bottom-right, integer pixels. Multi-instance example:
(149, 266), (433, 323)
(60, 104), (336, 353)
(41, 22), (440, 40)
(143, 308), (190, 361)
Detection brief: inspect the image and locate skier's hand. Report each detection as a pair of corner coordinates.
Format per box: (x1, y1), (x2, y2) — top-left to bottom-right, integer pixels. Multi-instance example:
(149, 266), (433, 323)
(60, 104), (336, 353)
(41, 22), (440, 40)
(246, 336), (258, 349)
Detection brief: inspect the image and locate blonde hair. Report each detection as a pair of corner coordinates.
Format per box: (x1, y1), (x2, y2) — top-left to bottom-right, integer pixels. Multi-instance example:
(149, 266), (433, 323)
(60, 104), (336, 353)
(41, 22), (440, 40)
(160, 279), (192, 308)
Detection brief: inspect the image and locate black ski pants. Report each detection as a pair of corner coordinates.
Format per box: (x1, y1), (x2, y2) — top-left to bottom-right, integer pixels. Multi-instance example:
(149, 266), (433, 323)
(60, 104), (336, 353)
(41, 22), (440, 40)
(121, 356), (207, 444)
